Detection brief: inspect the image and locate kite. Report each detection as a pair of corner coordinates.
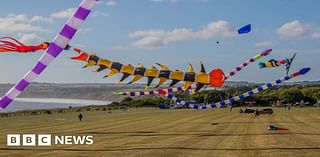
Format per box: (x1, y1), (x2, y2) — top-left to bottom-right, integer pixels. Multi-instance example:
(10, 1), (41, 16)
(0, 0), (98, 109)
(114, 49), (273, 96)
(238, 24), (251, 34)
(71, 48), (229, 91)
(0, 37), (49, 53)
(258, 59), (287, 68)
(163, 67), (311, 109)
(267, 125), (288, 131)
(0, 36), (71, 53)
(215, 24), (251, 44)
(259, 53), (296, 75)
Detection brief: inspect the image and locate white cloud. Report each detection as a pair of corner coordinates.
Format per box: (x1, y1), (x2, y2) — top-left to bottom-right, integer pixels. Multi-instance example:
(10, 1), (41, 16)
(277, 20), (306, 37)
(106, 1), (118, 6)
(18, 33), (42, 44)
(0, 14), (47, 33)
(277, 20), (320, 40)
(26, 8), (75, 25)
(311, 32), (320, 39)
(31, 16), (53, 23)
(2, 14), (28, 22)
(129, 20), (236, 48)
(32, 8), (106, 24)
(50, 8), (76, 19)
(255, 41), (272, 47)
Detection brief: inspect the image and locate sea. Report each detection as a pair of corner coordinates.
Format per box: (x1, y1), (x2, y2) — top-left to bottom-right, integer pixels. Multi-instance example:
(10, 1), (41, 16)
(0, 98), (111, 113)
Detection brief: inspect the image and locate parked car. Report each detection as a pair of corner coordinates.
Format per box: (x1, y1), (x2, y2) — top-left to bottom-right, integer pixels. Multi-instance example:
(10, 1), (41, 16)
(240, 108), (256, 113)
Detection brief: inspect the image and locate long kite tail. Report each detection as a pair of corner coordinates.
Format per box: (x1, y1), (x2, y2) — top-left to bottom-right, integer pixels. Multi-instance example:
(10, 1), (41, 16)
(0, 40), (19, 52)
(224, 49), (272, 80)
(164, 67), (311, 109)
(0, 0), (98, 109)
(113, 86), (187, 96)
(115, 49), (272, 97)
(0, 36), (25, 46)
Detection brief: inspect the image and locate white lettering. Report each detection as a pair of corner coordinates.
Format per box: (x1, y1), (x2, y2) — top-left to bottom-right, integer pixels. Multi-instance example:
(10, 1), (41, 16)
(7, 134), (20, 146)
(38, 134), (51, 146)
(55, 136), (64, 145)
(86, 136), (94, 145)
(22, 134), (36, 146)
(73, 136), (86, 144)
(64, 136), (73, 144)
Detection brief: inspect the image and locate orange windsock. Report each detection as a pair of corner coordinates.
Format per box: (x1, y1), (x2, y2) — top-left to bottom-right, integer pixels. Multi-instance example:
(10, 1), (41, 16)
(209, 69), (225, 87)
(71, 48), (89, 61)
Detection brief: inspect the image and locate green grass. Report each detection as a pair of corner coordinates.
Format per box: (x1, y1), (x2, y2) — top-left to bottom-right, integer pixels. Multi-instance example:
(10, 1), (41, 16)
(0, 107), (319, 157)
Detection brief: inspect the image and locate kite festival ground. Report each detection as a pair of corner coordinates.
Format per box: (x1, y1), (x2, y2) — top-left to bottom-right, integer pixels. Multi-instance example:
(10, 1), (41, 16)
(0, 107), (319, 157)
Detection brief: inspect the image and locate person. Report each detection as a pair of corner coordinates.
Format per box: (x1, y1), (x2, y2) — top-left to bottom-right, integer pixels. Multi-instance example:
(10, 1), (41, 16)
(78, 113), (83, 122)
(255, 109), (260, 116)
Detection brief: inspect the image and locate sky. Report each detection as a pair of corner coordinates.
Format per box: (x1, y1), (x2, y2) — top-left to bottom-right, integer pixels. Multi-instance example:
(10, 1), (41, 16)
(0, 0), (319, 84)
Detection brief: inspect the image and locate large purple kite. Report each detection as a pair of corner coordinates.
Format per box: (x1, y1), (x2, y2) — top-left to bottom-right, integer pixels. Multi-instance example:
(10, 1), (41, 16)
(0, 0), (99, 109)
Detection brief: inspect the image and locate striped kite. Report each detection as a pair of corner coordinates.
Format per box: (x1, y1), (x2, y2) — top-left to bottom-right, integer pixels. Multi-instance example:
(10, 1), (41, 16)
(0, 0), (98, 109)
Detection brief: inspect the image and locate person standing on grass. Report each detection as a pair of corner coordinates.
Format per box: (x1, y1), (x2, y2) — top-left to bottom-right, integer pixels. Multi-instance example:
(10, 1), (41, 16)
(78, 113), (83, 122)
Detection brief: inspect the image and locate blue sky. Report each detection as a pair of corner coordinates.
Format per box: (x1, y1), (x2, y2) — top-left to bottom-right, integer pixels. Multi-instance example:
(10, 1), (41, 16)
(0, 0), (319, 84)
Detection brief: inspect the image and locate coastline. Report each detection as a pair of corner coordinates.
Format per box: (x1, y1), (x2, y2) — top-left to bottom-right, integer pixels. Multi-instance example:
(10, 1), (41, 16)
(0, 98), (113, 113)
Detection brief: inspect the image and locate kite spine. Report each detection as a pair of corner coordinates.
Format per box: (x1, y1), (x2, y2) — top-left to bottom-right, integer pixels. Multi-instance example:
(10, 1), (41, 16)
(165, 67), (311, 109)
(0, 0), (98, 109)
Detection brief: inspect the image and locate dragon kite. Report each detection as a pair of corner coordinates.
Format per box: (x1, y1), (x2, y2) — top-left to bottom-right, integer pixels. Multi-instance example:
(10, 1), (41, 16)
(71, 48), (231, 91)
(114, 49), (273, 97)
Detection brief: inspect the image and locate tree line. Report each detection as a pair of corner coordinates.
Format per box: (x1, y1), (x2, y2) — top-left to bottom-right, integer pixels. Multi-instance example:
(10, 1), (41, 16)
(119, 85), (320, 107)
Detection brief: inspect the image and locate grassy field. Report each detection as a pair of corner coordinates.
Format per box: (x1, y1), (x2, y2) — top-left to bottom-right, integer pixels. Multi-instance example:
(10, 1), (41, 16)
(0, 107), (319, 157)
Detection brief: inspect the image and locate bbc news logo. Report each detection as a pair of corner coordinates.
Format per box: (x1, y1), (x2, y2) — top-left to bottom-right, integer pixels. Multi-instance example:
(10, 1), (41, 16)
(7, 134), (93, 146)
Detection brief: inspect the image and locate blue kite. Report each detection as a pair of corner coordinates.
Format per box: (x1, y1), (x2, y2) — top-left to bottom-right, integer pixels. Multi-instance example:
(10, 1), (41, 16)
(238, 24), (251, 34)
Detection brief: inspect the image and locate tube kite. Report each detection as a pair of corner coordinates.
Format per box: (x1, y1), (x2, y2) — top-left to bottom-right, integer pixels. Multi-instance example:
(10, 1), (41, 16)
(71, 48), (230, 91)
(164, 67), (311, 109)
(0, 36), (71, 53)
(259, 53), (296, 75)
(0, 0), (98, 109)
(0, 37), (49, 53)
(114, 49), (273, 96)
(267, 125), (288, 131)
